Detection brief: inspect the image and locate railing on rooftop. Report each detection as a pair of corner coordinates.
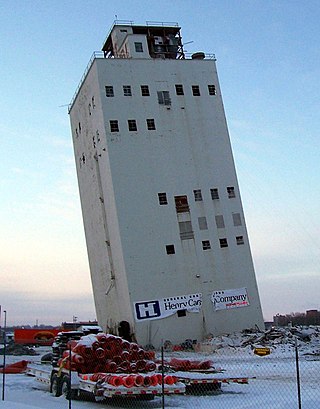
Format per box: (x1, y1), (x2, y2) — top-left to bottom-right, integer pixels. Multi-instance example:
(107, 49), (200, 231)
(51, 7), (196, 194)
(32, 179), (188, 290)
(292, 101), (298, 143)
(146, 21), (179, 27)
(68, 51), (216, 113)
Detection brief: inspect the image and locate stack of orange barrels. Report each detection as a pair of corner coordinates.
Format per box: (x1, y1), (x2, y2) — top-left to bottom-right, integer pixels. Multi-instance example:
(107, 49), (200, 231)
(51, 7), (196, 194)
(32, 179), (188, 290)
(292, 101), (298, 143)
(58, 333), (157, 376)
(58, 332), (180, 387)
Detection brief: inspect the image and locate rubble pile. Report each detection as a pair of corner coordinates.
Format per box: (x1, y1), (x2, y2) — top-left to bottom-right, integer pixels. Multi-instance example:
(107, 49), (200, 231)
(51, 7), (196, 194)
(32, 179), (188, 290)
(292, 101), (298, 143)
(199, 326), (320, 356)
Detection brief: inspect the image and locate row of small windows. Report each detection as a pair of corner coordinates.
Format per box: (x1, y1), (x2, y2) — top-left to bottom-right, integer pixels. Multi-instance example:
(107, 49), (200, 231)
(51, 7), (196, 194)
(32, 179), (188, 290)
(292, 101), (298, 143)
(176, 212), (241, 237)
(105, 84), (216, 99)
(158, 187), (236, 207)
(165, 236), (244, 254)
(110, 119), (156, 132)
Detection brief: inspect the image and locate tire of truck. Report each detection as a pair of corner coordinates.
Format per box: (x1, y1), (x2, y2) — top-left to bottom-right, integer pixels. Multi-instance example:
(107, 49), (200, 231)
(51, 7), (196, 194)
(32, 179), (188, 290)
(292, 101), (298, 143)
(61, 375), (78, 400)
(50, 373), (62, 397)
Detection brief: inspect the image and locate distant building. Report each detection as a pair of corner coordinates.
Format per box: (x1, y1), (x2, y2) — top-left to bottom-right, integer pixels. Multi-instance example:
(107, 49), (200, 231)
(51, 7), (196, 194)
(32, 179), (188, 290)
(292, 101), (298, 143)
(69, 21), (264, 348)
(274, 310), (320, 326)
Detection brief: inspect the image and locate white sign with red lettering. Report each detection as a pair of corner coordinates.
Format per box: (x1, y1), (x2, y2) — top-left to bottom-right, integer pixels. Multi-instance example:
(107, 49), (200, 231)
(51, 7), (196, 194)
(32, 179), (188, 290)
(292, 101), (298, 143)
(211, 287), (249, 311)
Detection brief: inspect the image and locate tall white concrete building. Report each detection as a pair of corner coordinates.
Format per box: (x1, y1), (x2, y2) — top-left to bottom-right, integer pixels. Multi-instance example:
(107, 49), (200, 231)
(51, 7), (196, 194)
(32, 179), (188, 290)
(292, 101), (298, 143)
(69, 21), (264, 348)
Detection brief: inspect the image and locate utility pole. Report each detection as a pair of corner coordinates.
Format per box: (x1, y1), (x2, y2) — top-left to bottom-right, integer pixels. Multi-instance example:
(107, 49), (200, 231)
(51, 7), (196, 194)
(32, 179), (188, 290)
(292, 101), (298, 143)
(2, 310), (7, 401)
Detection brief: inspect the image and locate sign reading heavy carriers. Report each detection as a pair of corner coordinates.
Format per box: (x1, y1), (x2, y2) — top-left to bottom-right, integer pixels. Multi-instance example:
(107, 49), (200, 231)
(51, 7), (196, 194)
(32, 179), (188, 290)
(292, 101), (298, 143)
(26, 330), (248, 402)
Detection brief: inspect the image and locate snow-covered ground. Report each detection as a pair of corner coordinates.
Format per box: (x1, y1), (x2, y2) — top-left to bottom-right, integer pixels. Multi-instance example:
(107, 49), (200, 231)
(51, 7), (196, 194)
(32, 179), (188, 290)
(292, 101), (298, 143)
(0, 328), (320, 408)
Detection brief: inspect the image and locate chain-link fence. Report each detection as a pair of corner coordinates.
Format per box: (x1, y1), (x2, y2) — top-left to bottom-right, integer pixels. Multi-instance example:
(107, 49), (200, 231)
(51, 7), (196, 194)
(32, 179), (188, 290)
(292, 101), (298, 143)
(1, 328), (320, 408)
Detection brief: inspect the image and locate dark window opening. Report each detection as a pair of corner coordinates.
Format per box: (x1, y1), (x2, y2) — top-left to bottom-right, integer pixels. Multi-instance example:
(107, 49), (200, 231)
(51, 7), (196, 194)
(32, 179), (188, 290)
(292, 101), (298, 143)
(123, 85), (132, 96)
(135, 42), (143, 52)
(118, 320), (132, 342)
(174, 195), (189, 213)
(192, 85), (200, 96)
(208, 85), (216, 95)
(128, 119), (137, 131)
(227, 186), (236, 198)
(175, 84), (184, 95)
(110, 120), (119, 132)
(158, 192), (168, 205)
(157, 91), (171, 106)
(177, 309), (187, 317)
(193, 189), (203, 201)
(210, 188), (219, 200)
(236, 236), (244, 245)
(166, 244), (175, 254)
(146, 118), (156, 130)
(141, 85), (150, 96)
(105, 86), (114, 97)
(202, 240), (211, 250)
(219, 238), (228, 248)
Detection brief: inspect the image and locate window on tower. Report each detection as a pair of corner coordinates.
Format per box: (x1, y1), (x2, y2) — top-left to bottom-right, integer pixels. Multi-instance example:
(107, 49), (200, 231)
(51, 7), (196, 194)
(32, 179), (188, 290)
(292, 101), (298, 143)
(141, 85), (150, 96)
(123, 85), (132, 96)
(232, 213), (242, 226)
(227, 186), (236, 198)
(198, 216), (208, 230)
(192, 85), (201, 96)
(202, 240), (211, 250)
(135, 42), (143, 52)
(210, 188), (219, 200)
(146, 118), (156, 130)
(105, 86), (114, 97)
(219, 238), (228, 248)
(166, 244), (175, 255)
(179, 221), (194, 240)
(208, 85), (216, 95)
(157, 91), (171, 106)
(128, 120), (137, 131)
(236, 236), (244, 245)
(193, 189), (203, 201)
(158, 192), (168, 205)
(175, 84), (184, 95)
(174, 195), (189, 213)
(215, 215), (225, 229)
(109, 120), (119, 132)
(177, 309), (187, 317)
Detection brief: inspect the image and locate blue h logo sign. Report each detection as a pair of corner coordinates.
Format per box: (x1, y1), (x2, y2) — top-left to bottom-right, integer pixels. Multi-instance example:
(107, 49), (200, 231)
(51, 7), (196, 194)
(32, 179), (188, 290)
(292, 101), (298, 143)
(135, 301), (161, 320)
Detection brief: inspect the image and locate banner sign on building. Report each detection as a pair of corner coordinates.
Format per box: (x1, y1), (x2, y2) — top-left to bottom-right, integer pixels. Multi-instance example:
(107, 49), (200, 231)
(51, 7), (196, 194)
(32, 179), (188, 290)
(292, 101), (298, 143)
(134, 292), (202, 321)
(211, 287), (249, 311)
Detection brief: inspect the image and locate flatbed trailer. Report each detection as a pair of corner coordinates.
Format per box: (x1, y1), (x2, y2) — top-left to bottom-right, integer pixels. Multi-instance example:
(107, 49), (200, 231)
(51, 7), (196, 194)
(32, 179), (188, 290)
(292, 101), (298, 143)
(26, 363), (249, 401)
(26, 363), (185, 401)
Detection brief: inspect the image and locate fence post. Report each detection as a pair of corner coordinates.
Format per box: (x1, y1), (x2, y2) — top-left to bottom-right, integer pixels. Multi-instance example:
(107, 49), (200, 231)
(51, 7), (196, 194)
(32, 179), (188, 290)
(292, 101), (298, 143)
(68, 343), (72, 409)
(1, 310), (7, 401)
(161, 345), (165, 409)
(295, 337), (302, 409)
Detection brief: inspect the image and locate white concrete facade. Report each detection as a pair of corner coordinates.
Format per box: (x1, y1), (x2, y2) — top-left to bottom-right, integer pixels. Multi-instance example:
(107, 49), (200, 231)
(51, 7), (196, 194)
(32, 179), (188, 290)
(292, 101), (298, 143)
(69, 23), (264, 348)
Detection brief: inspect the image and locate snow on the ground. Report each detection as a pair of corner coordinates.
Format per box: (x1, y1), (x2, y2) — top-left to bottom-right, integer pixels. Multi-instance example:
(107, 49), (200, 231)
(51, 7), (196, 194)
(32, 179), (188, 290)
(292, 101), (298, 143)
(0, 327), (320, 408)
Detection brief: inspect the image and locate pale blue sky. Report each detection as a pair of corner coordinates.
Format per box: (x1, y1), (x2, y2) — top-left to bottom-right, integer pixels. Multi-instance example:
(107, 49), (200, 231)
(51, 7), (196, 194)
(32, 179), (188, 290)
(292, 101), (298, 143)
(1, 0), (320, 326)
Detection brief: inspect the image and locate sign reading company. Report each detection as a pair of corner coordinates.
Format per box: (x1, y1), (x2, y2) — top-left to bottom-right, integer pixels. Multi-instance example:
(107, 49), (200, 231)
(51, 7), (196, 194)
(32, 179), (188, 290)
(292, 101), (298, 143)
(211, 287), (249, 311)
(134, 292), (202, 321)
